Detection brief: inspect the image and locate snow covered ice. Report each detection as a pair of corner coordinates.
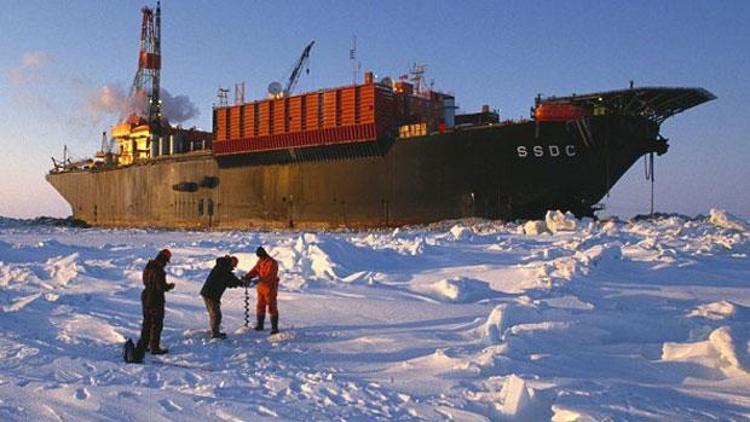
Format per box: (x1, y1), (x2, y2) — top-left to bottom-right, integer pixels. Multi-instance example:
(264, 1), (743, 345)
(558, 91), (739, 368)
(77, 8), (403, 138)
(1, 212), (749, 420)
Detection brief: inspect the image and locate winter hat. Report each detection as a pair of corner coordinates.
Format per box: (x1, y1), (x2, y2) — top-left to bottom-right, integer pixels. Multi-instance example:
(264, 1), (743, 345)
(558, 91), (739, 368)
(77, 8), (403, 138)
(158, 249), (172, 262)
(255, 246), (268, 258)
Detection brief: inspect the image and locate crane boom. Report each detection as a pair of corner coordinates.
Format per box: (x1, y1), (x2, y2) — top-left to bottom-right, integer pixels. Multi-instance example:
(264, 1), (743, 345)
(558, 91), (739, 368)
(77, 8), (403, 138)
(285, 41), (314, 96)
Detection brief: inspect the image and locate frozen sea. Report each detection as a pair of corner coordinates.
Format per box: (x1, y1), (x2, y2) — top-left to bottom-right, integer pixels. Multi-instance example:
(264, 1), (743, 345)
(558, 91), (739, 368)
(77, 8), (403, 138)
(0, 210), (749, 420)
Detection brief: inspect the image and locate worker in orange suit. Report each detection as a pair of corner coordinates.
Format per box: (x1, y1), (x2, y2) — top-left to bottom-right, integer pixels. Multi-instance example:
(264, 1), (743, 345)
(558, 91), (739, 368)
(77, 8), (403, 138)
(243, 246), (280, 334)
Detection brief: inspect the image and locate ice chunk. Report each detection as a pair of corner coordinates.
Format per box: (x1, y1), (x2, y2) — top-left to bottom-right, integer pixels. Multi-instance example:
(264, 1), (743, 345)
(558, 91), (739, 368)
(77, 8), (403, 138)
(523, 220), (548, 235)
(709, 209), (748, 231)
(545, 210), (577, 233)
(688, 301), (737, 320)
(2, 293), (41, 313)
(45, 253), (79, 286)
(420, 277), (496, 303)
(430, 279), (461, 301)
(484, 304), (511, 344)
(449, 224), (471, 240)
(662, 326), (745, 375)
(708, 326), (742, 369)
(483, 302), (541, 344)
(499, 374), (533, 417)
(551, 405), (597, 422)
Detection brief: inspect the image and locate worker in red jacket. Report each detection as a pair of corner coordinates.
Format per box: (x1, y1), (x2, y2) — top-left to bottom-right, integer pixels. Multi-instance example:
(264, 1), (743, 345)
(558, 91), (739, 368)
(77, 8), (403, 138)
(136, 249), (175, 355)
(244, 246), (280, 334)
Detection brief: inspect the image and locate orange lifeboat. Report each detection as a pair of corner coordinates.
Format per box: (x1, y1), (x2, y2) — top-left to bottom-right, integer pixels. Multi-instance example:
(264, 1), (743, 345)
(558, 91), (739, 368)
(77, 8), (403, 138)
(534, 102), (589, 122)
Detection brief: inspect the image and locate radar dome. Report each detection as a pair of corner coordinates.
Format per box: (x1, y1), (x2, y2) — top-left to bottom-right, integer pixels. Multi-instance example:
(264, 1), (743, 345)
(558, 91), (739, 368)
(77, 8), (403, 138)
(268, 81), (283, 96)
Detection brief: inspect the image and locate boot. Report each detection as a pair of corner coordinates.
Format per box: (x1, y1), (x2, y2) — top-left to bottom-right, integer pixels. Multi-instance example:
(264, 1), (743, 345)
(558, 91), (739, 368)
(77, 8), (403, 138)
(136, 339), (148, 354)
(150, 346), (168, 355)
(270, 315), (279, 335)
(254, 314), (265, 331)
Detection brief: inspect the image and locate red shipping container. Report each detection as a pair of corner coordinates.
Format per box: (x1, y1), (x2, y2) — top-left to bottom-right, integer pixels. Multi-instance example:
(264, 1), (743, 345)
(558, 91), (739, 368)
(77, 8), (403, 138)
(305, 93), (321, 130)
(359, 84), (376, 124)
(273, 99), (286, 134)
(229, 106), (242, 140)
(289, 96), (303, 133)
(341, 87), (356, 126)
(242, 103), (256, 138)
(258, 102), (270, 136)
(215, 108), (228, 141)
(323, 90), (337, 128)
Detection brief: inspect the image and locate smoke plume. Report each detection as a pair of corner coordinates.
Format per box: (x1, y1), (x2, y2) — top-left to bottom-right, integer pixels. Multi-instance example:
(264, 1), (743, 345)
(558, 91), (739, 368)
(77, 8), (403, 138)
(85, 83), (199, 125)
(87, 84), (130, 116)
(160, 89), (200, 123)
(6, 51), (53, 86)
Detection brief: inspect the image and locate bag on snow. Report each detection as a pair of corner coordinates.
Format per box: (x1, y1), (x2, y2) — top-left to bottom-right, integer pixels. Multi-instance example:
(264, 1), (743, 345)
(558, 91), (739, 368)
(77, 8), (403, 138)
(122, 338), (143, 364)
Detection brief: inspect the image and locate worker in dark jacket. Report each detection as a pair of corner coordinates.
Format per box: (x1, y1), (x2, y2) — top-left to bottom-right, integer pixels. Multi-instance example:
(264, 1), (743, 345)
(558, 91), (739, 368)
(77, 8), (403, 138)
(200, 255), (244, 339)
(136, 249), (175, 355)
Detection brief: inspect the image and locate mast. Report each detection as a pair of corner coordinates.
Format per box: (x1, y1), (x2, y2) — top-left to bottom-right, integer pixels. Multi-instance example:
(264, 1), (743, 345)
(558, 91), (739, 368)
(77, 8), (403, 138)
(131, 1), (162, 129)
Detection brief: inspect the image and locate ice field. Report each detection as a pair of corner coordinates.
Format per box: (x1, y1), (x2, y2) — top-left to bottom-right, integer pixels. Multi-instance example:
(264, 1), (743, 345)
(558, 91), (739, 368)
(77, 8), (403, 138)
(1, 210), (749, 420)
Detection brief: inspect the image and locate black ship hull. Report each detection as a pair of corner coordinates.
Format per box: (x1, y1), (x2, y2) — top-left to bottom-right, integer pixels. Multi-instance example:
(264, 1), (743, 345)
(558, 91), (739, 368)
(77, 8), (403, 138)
(46, 114), (664, 229)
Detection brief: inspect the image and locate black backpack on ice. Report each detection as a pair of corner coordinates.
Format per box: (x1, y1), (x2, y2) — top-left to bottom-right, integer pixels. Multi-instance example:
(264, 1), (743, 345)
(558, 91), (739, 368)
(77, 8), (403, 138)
(123, 338), (144, 364)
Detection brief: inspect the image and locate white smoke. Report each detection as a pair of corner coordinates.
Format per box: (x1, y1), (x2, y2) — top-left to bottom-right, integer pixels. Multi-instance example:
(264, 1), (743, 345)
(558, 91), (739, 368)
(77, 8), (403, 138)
(21, 51), (53, 68)
(85, 83), (199, 124)
(87, 84), (130, 116)
(160, 89), (200, 123)
(6, 51), (53, 86)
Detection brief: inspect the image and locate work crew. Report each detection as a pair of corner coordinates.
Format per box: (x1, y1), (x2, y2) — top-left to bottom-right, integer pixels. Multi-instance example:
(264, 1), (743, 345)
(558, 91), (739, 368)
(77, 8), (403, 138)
(136, 249), (175, 355)
(244, 246), (280, 334)
(200, 255), (244, 339)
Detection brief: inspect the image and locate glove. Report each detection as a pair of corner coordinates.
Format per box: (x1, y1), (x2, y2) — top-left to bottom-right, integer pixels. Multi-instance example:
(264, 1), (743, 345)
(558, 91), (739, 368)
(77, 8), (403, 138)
(167, 283), (176, 291)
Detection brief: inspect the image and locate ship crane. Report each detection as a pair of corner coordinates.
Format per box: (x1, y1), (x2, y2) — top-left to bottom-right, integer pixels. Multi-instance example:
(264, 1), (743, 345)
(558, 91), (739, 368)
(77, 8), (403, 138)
(284, 41), (315, 97)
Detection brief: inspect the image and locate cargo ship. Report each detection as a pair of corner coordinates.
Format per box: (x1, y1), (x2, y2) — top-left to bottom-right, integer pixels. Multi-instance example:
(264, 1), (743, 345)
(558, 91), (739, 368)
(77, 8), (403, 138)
(46, 2), (715, 229)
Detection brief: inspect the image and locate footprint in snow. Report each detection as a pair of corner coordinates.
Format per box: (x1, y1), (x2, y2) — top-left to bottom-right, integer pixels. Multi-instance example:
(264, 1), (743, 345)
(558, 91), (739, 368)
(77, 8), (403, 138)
(74, 388), (90, 400)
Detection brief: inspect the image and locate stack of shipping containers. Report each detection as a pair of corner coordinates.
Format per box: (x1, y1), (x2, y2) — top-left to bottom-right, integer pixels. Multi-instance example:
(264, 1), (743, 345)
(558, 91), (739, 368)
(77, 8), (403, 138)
(212, 78), (447, 156)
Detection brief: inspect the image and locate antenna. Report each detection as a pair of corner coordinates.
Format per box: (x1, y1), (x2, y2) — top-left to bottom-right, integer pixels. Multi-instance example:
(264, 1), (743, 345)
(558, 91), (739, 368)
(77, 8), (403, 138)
(234, 82), (245, 105)
(410, 63), (427, 95)
(217, 87), (229, 107)
(350, 35), (361, 85)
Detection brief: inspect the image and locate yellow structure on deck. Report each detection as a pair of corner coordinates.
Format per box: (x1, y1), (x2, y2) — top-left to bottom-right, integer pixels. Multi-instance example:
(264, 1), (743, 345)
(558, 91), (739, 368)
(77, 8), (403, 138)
(112, 121), (152, 166)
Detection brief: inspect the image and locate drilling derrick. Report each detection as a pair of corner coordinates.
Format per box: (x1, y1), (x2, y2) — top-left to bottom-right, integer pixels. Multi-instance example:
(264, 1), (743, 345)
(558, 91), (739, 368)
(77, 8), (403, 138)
(131, 1), (162, 129)
(112, 1), (162, 166)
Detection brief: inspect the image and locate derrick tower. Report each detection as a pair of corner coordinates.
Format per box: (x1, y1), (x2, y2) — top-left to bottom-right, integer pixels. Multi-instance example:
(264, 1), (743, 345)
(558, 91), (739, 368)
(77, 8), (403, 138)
(131, 1), (162, 130)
